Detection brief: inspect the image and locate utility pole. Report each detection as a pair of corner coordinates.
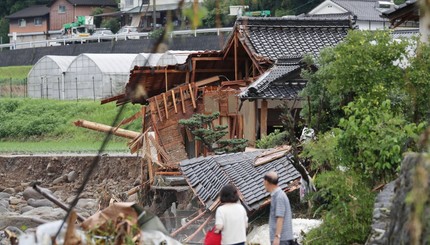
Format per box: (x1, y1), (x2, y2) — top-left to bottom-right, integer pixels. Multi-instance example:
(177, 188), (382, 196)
(152, 0), (156, 31)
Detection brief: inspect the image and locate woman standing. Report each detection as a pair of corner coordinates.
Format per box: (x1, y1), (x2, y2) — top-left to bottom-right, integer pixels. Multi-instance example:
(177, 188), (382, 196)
(215, 184), (248, 245)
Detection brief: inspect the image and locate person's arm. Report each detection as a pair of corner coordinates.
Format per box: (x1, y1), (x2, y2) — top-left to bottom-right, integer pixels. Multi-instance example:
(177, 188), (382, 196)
(273, 217), (284, 245)
(214, 208), (223, 233)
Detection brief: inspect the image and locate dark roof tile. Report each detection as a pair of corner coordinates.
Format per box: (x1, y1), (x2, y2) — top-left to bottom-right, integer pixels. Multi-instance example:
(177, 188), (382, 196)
(6, 5), (50, 19)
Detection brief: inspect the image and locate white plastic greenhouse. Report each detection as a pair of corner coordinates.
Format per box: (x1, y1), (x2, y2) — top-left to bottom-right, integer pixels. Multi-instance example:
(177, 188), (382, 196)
(130, 53), (164, 69)
(157, 51), (192, 66)
(27, 55), (76, 99)
(64, 53), (137, 100)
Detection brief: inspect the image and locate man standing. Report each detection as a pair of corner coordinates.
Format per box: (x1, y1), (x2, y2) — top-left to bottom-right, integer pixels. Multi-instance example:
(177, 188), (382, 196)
(263, 171), (294, 245)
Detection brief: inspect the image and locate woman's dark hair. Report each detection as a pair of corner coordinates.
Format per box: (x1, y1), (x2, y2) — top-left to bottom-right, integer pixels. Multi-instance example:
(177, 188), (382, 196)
(219, 184), (239, 203)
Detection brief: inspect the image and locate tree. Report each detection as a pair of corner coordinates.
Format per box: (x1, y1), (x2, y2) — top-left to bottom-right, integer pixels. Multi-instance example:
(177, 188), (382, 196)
(101, 18), (120, 33)
(179, 112), (247, 154)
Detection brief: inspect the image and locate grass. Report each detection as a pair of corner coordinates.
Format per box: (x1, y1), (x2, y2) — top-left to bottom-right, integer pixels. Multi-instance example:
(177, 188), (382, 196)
(0, 66), (32, 84)
(0, 98), (143, 154)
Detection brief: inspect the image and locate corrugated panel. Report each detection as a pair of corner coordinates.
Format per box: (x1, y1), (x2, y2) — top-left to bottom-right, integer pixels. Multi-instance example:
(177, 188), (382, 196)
(83, 53), (138, 73)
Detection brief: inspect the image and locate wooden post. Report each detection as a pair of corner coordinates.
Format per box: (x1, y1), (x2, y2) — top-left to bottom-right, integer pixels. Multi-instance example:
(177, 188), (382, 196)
(162, 93), (169, 119)
(171, 90), (178, 113)
(261, 99), (268, 138)
(191, 59), (196, 83)
(185, 71), (190, 83)
(188, 84), (196, 109)
(234, 33), (238, 81)
(154, 96), (163, 122)
(165, 67), (168, 92)
(141, 106), (146, 131)
(184, 214), (213, 243)
(179, 87), (186, 114)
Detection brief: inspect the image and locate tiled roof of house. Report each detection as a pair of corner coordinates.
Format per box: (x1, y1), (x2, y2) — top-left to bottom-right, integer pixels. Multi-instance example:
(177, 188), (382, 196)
(332, 0), (387, 21)
(240, 56), (307, 100)
(6, 5), (49, 19)
(237, 16), (351, 61)
(179, 151), (301, 211)
(392, 28), (419, 39)
(383, 0), (417, 16)
(65, 0), (117, 6)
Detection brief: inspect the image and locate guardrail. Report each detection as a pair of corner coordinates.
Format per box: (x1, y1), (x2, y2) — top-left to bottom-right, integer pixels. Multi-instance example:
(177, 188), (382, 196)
(0, 27), (233, 51)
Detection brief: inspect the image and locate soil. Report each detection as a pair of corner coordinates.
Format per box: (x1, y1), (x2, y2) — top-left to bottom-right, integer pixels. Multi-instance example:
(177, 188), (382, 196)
(0, 154), (141, 201)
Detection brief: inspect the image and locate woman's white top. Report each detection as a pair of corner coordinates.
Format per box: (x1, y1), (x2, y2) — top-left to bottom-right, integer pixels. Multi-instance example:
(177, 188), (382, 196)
(215, 202), (248, 244)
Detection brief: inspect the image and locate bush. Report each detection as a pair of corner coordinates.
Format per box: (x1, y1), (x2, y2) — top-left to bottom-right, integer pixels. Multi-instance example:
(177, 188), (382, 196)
(256, 129), (287, 149)
(304, 170), (375, 244)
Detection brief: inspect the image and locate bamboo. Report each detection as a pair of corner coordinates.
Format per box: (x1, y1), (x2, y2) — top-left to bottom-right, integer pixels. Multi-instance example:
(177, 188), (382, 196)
(74, 120), (140, 139)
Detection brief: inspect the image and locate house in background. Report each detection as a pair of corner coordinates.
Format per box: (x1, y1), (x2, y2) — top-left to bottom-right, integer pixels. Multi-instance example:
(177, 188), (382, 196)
(5, 5), (50, 45)
(308, 0), (394, 30)
(48, 0), (117, 31)
(118, 0), (204, 31)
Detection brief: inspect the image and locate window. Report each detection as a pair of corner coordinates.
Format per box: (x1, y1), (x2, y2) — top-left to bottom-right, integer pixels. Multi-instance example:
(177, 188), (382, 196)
(58, 5), (66, 13)
(18, 19), (26, 27)
(125, 0), (134, 7)
(34, 17), (42, 26)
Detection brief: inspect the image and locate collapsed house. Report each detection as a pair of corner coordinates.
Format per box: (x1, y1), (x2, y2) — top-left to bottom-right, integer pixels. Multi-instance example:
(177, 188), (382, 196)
(75, 15), (355, 241)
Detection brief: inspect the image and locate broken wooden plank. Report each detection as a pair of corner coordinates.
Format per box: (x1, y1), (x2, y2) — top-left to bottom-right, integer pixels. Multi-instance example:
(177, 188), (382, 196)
(162, 93), (169, 120)
(74, 120), (140, 139)
(184, 214), (213, 243)
(114, 110), (142, 132)
(254, 146), (292, 167)
(155, 172), (182, 176)
(141, 106), (146, 130)
(101, 94), (125, 104)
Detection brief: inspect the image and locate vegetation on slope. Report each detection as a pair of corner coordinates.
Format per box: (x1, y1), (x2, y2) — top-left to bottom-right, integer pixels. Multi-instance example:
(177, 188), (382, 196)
(0, 98), (142, 153)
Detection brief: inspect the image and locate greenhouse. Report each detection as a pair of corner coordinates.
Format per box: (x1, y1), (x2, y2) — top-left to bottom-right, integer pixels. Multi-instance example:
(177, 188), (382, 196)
(64, 53), (137, 100)
(27, 55), (76, 100)
(130, 53), (164, 69)
(157, 51), (192, 66)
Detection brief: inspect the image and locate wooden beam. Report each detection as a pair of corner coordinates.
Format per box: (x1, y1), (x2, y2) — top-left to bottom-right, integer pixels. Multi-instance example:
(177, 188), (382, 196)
(195, 69), (235, 73)
(231, 115), (237, 138)
(154, 96), (163, 122)
(155, 172), (182, 176)
(133, 70), (187, 74)
(261, 99), (268, 138)
(162, 93), (169, 120)
(171, 90), (178, 113)
(238, 114), (243, 139)
(188, 84), (196, 109)
(191, 57), (223, 61)
(141, 106), (146, 131)
(195, 76), (220, 87)
(74, 120), (140, 139)
(185, 71), (190, 83)
(114, 110), (142, 131)
(165, 67), (168, 92)
(101, 94), (125, 104)
(184, 214), (213, 243)
(179, 87), (186, 114)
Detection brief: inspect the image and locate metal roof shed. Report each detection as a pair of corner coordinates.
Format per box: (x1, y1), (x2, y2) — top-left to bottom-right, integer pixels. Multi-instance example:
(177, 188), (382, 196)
(27, 55), (76, 100)
(64, 53), (137, 100)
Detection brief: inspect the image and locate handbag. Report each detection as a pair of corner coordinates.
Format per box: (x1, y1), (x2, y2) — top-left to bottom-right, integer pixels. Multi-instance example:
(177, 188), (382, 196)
(204, 227), (221, 245)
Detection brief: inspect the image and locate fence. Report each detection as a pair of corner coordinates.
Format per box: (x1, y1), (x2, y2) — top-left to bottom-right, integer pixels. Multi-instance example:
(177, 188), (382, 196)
(0, 78), (27, 98)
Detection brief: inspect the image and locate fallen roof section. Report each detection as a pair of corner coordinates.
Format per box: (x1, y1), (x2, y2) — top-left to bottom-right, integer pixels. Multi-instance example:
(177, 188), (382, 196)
(179, 149), (301, 212)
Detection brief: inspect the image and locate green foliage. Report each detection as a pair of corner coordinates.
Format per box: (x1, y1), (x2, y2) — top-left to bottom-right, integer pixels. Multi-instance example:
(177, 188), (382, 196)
(102, 18), (120, 33)
(179, 112), (247, 153)
(182, 4), (208, 29)
(0, 18), (9, 44)
(0, 98), (141, 141)
(304, 170), (375, 244)
(256, 129), (287, 149)
(149, 28), (165, 39)
(91, 7), (104, 28)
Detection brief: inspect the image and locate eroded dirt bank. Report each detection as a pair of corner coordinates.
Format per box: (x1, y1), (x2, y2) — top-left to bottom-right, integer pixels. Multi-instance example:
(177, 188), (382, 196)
(0, 154), (141, 201)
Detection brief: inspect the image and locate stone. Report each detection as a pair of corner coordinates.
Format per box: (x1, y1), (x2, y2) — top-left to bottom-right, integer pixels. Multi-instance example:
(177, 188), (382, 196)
(0, 199), (10, 209)
(67, 171), (78, 182)
(23, 187), (52, 200)
(0, 215), (47, 229)
(20, 206), (34, 214)
(3, 188), (15, 195)
(9, 197), (21, 205)
(27, 198), (54, 208)
(127, 193), (137, 202)
(52, 175), (66, 185)
(22, 207), (66, 221)
(46, 162), (55, 173)
(0, 192), (11, 199)
(0, 206), (10, 213)
(75, 198), (98, 211)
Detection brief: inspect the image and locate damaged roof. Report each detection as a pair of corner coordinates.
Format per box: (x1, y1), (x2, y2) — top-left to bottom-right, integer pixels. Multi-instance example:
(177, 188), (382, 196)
(239, 56), (307, 100)
(180, 150), (301, 212)
(236, 16), (352, 61)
